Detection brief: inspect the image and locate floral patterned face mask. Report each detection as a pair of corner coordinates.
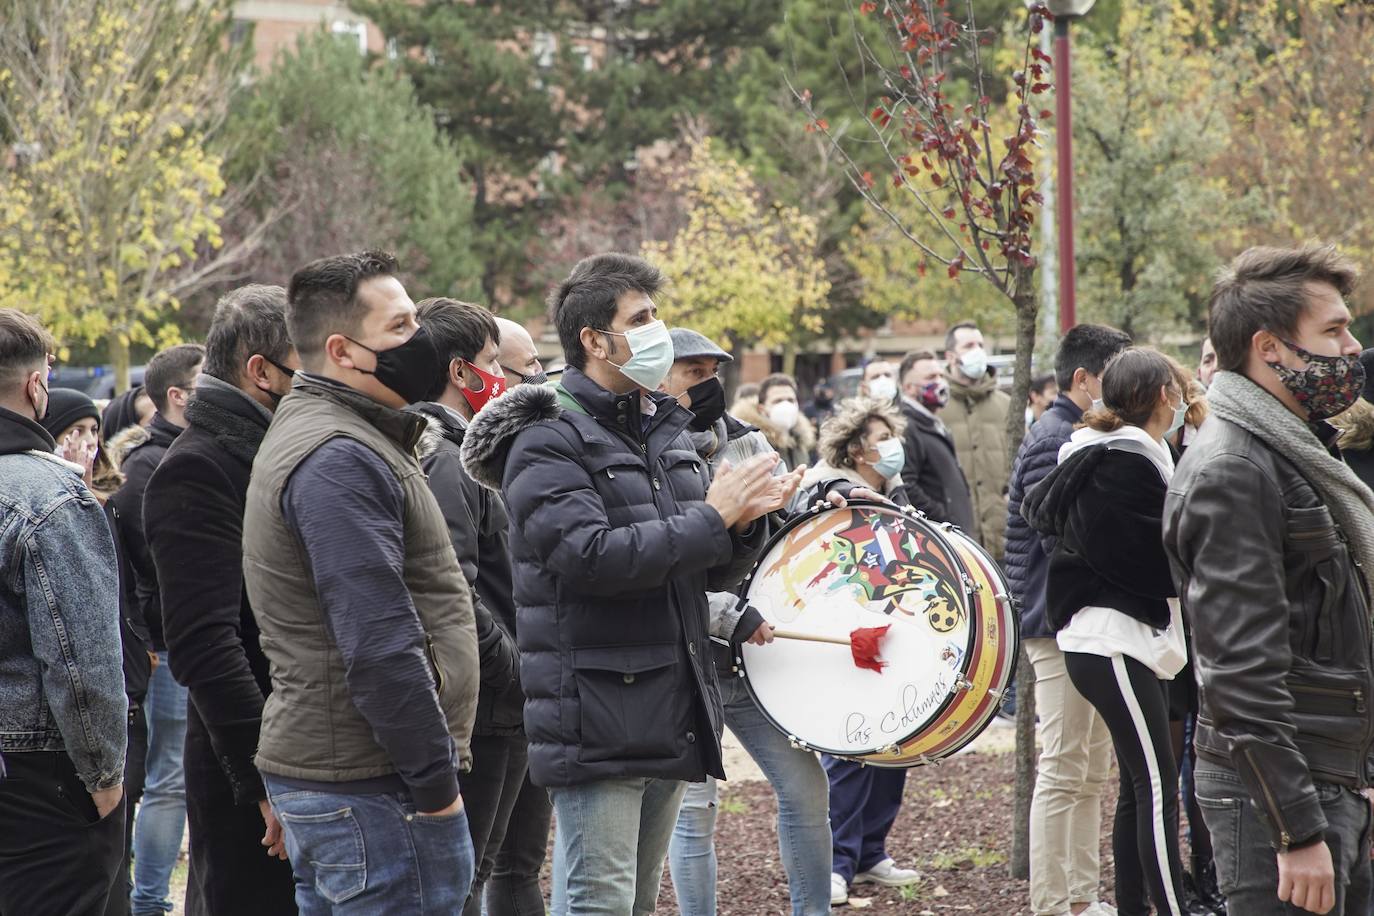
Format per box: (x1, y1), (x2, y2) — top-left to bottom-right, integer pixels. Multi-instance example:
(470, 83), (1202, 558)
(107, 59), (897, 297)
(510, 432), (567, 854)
(1271, 338), (1366, 420)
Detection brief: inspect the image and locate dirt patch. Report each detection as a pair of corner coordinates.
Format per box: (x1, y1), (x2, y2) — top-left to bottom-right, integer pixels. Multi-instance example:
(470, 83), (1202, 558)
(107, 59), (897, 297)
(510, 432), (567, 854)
(538, 741), (1124, 915)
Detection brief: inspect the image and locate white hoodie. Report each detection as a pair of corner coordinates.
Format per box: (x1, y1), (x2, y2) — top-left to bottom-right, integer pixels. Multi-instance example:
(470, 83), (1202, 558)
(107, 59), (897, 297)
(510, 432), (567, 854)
(1053, 424), (1187, 679)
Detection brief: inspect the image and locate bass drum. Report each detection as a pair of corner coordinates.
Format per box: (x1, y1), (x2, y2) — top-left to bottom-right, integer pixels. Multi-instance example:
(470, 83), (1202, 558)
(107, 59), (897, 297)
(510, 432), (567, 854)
(737, 501), (1018, 767)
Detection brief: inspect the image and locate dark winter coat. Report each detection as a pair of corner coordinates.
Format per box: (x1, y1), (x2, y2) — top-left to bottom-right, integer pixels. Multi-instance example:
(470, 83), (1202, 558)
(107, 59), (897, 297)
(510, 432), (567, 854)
(144, 378), (275, 805)
(461, 369), (765, 788)
(1022, 443), (1175, 632)
(110, 413), (181, 651)
(412, 402), (524, 737)
(898, 399), (975, 530)
(1004, 395), (1082, 639)
(1344, 446), (1374, 492)
(102, 503), (152, 706)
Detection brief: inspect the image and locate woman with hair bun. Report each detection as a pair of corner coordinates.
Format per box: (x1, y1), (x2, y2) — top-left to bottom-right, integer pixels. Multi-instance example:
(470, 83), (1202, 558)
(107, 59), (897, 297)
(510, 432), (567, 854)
(1022, 347), (1194, 916)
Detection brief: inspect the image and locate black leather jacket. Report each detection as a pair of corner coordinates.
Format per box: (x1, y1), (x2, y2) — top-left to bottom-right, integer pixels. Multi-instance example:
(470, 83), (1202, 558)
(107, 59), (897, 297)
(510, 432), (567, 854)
(1164, 416), (1374, 851)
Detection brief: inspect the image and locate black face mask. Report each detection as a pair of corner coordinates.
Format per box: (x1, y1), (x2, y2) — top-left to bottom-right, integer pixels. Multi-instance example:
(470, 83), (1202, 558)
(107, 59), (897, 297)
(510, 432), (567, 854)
(685, 377), (726, 432)
(346, 325), (443, 405)
(32, 377), (49, 423)
(263, 356), (295, 408)
(504, 365), (548, 387)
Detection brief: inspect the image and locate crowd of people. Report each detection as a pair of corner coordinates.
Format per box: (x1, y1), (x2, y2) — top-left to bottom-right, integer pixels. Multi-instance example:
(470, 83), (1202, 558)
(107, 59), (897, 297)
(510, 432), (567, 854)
(1, 241), (1373, 916)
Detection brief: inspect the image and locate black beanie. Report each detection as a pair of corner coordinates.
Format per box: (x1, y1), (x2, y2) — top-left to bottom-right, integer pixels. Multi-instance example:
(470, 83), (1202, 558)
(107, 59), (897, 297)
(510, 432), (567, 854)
(1362, 349), (1374, 405)
(101, 386), (143, 441)
(41, 388), (101, 440)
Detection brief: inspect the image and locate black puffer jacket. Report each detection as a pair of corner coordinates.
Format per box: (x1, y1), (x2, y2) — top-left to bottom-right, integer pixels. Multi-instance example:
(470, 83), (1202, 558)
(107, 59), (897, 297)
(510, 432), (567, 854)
(412, 402), (522, 737)
(1004, 395), (1082, 638)
(461, 369), (764, 788)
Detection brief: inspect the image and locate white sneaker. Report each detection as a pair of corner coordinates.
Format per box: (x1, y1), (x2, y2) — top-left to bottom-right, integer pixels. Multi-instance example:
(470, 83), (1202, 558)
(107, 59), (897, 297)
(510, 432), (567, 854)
(852, 857), (921, 887)
(1080, 904), (1118, 916)
(830, 872), (848, 905)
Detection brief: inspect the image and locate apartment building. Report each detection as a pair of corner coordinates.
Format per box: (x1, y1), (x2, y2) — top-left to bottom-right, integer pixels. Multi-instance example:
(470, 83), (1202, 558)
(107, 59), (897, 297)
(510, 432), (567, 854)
(233, 1), (385, 69)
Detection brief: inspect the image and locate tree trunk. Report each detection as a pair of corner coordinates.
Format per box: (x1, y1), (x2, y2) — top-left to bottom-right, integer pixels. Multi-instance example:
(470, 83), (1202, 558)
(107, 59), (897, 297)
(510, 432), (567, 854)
(109, 335), (131, 396)
(1005, 280), (1039, 881)
(782, 340), (798, 378)
(1010, 643), (1037, 880)
(1004, 284), (1038, 464)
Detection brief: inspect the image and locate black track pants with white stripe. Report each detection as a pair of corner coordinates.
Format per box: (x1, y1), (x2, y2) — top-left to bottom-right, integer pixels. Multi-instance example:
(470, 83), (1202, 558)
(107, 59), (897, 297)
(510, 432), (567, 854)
(1065, 651), (1186, 916)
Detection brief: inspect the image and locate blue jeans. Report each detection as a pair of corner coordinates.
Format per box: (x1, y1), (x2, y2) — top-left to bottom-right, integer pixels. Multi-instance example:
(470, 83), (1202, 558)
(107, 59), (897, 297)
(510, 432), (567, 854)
(264, 775), (474, 915)
(549, 777), (688, 916)
(668, 675), (832, 916)
(823, 756), (907, 883)
(1195, 762), (1371, 915)
(132, 651), (187, 916)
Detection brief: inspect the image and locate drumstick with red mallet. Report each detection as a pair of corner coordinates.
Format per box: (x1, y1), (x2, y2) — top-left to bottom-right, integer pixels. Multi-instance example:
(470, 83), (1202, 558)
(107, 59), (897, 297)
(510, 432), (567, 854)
(770, 625), (892, 673)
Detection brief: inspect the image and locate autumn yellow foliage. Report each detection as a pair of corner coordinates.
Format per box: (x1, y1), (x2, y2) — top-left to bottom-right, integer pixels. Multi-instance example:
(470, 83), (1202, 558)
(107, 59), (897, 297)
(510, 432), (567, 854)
(643, 139), (830, 350)
(0, 0), (236, 388)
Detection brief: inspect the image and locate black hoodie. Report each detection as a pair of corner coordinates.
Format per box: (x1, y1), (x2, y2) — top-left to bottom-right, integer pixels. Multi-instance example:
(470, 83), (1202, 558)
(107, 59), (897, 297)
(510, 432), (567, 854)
(0, 404), (56, 455)
(1022, 442), (1176, 632)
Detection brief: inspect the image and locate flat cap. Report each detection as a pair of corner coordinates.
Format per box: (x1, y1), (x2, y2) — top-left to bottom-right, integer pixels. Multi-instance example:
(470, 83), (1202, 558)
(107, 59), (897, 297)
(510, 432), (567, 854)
(669, 327), (733, 364)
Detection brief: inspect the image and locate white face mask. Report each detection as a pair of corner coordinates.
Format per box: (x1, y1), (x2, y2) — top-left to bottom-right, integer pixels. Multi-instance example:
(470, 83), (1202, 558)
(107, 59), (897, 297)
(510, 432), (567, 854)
(1166, 399), (1188, 437)
(866, 376), (897, 402)
(959, 348), (988, 380)
(600, 319), (673, 391)
(767, 400), (800, 431)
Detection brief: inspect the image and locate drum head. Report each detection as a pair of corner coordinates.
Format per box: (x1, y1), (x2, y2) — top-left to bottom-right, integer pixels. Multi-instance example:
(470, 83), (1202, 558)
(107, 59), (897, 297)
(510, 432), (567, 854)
(739, 503), (977, 758)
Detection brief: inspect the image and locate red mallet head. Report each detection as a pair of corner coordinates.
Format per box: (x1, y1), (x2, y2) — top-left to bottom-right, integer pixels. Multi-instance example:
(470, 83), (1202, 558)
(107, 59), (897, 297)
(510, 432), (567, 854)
(850, 625), (891, 673)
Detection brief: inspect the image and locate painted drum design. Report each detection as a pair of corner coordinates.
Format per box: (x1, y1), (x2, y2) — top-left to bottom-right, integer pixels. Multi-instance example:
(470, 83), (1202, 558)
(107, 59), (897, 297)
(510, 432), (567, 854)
(737, 502), (1019, 767)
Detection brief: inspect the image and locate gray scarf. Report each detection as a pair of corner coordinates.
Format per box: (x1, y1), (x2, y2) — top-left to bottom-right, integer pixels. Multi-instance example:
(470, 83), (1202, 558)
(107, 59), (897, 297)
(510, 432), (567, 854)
(1207, 370), (1374, 600)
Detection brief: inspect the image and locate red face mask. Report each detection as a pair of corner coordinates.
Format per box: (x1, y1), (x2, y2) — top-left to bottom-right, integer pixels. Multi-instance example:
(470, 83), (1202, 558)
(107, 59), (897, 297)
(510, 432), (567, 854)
(460, 360), (507, 414)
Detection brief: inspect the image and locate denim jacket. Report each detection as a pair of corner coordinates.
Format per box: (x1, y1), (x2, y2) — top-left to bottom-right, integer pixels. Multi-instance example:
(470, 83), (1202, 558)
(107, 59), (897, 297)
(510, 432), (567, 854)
(1, 410), (126, 792)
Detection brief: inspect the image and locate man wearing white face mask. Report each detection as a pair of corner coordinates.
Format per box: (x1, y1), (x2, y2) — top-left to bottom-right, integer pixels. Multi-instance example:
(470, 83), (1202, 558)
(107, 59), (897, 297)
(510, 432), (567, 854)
(735, 373), (816, 472)
(942, 321), (1012, 560)
(462, 253), (801, 916)
(859, 359), (898, 403)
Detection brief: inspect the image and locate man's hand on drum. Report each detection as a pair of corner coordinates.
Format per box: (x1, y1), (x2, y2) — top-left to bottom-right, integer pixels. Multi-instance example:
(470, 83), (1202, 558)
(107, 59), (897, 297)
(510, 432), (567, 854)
(825, 486), (889, 509)
(707, 453), (785, 531)
(745, 621), (775, 646)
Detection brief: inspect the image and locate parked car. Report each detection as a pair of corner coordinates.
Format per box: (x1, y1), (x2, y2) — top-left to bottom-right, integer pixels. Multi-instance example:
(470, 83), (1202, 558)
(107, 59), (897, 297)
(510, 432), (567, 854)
(51, 365), (146, 400)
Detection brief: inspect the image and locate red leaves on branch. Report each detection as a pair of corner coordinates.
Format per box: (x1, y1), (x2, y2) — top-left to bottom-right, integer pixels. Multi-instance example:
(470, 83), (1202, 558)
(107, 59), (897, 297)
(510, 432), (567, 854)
(801, 0), (1050, 289)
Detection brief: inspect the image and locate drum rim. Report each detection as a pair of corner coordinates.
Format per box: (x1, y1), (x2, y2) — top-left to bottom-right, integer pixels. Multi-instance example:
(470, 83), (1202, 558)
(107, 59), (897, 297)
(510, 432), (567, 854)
(736, 499), (981, 759)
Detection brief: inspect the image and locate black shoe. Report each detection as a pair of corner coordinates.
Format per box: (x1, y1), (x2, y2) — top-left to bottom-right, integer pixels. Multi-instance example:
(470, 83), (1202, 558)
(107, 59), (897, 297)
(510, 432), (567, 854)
(1195, 861), (1226, 914)
(1180, 870), (1206, 913)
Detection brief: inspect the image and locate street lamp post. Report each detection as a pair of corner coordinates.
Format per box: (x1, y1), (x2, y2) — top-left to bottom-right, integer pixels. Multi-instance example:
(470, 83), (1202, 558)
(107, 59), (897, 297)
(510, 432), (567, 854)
(1046, 0), (1095, 333)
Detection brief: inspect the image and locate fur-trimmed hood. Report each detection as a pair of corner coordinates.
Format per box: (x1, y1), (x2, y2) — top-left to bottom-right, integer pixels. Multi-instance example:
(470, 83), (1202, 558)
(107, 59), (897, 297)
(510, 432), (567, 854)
(105, 422), (150, 469)
(460, 384), (562, 490)
(417, 414), (450, 461)
(731, 397), (816, 455)
(408, 402), (464, 462)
